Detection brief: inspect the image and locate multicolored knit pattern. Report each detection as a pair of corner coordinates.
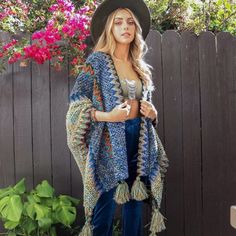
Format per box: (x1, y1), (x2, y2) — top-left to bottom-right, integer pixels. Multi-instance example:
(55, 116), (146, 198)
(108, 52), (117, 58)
(66, 51), (169, 235)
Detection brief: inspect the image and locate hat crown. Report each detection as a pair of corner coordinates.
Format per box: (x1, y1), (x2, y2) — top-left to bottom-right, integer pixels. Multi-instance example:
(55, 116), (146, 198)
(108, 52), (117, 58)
(90, 0), (151, 44)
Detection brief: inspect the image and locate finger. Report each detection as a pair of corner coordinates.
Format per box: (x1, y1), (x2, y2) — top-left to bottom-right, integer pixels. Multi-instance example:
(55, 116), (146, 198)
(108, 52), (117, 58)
(140, 100), (149, 105)
(141, 105), (148, 110)
(120, 100), (128, 106)
(121, 105), (129, 110)
(141, 102), (150, 107)
(140, 110), (147, 117)
(125, 108), (130, 114)
(120, 103), (128, 108)
(140, 106), (145, 111)
(140, 106), (147, 112)
(140, 108), (146, 115)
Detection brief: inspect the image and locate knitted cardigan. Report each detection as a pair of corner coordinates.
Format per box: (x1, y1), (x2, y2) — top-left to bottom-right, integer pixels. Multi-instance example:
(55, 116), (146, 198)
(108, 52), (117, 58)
(66, 51), (169, 236)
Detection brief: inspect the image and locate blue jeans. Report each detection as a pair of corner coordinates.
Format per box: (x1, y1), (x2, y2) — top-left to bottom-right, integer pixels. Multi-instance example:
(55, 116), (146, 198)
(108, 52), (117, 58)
(91, 117), (144, 236)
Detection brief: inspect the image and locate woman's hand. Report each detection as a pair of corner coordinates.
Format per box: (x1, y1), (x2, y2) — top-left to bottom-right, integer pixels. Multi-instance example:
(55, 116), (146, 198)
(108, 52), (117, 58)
(108, 101), (131, 122)
(140, 100), (157, 121)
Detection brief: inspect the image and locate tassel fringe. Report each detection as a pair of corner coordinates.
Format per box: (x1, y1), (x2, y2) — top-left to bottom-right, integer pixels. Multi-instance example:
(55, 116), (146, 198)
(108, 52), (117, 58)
(79, 216), (93, 236)
(149, 207), (166, 235)
(113, 181), (130, 204)
(131, 176), (149, 201)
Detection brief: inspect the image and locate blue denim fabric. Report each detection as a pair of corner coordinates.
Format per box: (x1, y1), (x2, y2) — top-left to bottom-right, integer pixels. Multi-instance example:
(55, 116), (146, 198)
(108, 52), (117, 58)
(91, 117), (144, 236)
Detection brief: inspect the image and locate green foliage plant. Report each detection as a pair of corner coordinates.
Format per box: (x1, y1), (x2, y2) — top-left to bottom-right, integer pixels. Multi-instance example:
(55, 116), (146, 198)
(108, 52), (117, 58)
(145, 0), (236, 36)
(0, 178), (79, 236)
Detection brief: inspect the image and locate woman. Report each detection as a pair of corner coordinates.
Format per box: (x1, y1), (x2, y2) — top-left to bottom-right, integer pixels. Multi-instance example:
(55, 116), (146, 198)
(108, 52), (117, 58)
(66, 0), (169, 235)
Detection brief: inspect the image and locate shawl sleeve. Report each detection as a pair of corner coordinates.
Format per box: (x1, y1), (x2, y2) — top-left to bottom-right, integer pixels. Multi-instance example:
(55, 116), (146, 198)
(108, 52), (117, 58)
(66, 56), (97, 182)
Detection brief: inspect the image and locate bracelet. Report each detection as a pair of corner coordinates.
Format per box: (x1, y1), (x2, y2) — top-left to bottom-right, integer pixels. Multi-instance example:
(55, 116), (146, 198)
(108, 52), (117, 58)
(90, 107), (97, 122)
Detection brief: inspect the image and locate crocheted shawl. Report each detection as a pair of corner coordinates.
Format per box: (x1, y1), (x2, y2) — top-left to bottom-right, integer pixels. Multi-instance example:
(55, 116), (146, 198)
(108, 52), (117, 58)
(66, 51), (169, 235)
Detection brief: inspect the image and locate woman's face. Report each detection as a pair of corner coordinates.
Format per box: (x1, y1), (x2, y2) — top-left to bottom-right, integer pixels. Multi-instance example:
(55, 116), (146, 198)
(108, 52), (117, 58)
(111, 9), (136, 45)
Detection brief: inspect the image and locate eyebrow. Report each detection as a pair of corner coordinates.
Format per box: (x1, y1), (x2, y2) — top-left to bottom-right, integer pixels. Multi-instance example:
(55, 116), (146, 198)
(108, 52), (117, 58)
(114, 17), (134, 20)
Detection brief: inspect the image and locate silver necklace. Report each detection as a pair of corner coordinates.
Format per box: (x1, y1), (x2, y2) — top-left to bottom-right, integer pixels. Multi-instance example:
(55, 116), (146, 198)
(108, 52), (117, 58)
(122, 78), (137, 100)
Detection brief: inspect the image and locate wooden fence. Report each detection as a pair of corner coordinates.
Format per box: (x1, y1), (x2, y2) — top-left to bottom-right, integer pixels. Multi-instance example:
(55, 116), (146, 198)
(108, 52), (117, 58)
(0, 30), (236, 235)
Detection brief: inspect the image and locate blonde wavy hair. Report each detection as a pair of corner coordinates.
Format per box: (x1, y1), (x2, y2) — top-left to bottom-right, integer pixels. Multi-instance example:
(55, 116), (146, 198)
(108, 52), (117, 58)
(93, 7), (155, 91)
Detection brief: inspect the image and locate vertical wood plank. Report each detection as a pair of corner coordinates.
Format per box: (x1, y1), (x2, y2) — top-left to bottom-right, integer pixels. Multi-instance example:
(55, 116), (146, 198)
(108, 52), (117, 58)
(0, 32), (15, 186)
(32, 55), (51, 185)
(0, 32), (15, 234)
(162, 30), (184, 235)
(50, 59), (71, 195)
(215, 32), (236, 236)
(181, 31), (202, 236)
(200, 31), (220, 236)
(13, 33), (33, 190)
(145, 29), (166, 236)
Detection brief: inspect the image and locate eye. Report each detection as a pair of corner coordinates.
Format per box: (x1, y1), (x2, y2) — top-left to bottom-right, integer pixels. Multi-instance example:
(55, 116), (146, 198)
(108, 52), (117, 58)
(128, 21), (135, 25)
(114, 21), (122, 25)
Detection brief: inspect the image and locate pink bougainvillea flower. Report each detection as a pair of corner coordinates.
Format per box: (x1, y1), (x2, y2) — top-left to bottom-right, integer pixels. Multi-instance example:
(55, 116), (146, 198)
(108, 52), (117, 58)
(0, 0), (97, 75)
(71, 57), (78, 65)
(79, 43), (87, 51)
(32, 31), (45, 40)
(58, 56), (64, 62)
(3, 39), (18, 51)
(32, 29), (62, 45)
(8, 52), (22, 64)
(23, 45), (52, 64)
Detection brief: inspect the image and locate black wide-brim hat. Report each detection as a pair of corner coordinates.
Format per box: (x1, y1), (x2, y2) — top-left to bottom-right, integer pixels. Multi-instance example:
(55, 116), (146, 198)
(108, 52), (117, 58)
(90, 0), (151, 44)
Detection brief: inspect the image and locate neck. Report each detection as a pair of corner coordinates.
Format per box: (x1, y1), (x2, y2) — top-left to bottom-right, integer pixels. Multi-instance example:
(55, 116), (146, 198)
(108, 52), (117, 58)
(113, 43), (130, 62)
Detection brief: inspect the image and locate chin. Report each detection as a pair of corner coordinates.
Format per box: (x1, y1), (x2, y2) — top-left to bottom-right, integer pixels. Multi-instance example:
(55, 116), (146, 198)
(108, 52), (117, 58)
(117, 39), (134, 44)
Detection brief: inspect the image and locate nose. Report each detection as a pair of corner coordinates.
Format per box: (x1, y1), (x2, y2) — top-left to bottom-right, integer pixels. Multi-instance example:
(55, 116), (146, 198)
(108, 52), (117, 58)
(123, 22), (129, 30)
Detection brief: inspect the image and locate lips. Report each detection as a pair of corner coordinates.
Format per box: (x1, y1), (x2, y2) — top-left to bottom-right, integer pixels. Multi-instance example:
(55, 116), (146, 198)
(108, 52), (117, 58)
(122, 32), (131, 36)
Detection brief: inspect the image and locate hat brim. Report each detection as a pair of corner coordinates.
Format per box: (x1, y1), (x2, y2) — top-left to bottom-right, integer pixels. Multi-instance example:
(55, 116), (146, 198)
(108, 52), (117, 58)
(90, 0), (151, 44)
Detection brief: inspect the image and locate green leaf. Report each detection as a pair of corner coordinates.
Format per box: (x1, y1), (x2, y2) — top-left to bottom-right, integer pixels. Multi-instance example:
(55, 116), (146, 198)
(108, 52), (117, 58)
(41, 198), (53, 207)
(35, 180), (54, 198)
(58, 196), (72, 206)
(27, 193), (41, 203)
(0, 195), (23, 222)
(55, 205), (76, 227)
(38, 217), (52, 230)
(49, 226), (57, 236)
(25, 202), (36, 220)
(13, 178), (26, 195)
(59, 195), (80, 206)
(52, 199), (60, 211)
(7, 232), (16, 236)
(4, 220), (19, 230)
(0, 196), (10, 214)
(51, 212), (60, 224)
(20, 218), (37, 234)
(34, 203), (50, 220)
(0, 187), (14, 199)
(26, 220), (37, 234)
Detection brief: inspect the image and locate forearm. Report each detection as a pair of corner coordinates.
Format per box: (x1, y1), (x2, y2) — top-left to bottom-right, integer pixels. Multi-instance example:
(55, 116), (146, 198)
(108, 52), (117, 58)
(93, 110), (111, 122)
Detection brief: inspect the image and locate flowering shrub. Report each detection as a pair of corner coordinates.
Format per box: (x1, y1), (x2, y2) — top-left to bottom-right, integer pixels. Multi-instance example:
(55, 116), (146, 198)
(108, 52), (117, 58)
(0, 0), (97, 76)
(0, 0), (29, 33)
